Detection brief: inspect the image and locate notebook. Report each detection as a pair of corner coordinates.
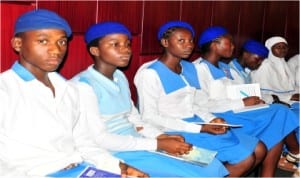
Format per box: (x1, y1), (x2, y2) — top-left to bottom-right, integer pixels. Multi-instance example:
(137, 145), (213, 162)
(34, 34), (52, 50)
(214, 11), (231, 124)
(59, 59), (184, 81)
(153, 146), (217, 166)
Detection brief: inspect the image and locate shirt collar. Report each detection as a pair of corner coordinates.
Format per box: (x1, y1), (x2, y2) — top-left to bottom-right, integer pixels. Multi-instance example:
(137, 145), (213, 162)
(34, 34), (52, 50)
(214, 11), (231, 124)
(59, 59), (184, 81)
(12, 61), (35, 81)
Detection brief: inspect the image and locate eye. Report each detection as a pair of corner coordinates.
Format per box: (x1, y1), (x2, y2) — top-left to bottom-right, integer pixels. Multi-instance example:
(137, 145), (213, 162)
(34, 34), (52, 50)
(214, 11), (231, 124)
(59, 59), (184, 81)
(57, 39), (68, 46)
(38, 39), (48, 45)
(125, 41), (131, 47)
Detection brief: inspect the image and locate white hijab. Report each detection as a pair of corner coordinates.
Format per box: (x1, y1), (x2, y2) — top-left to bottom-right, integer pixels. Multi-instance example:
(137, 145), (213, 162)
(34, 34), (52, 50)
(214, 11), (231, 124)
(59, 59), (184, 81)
(264, 36), (296, 91)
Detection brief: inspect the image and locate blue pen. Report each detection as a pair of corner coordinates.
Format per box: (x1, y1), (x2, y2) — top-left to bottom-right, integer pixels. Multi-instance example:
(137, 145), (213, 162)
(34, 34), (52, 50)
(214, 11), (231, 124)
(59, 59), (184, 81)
(240, 90), (249, 97)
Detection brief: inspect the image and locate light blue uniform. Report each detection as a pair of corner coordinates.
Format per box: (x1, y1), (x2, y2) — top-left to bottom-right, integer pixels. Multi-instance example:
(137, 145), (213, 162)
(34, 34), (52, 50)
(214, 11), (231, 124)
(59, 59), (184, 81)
(196, 59), (298, 150)
(135, 60), (258, 165)
(72, 65), (229, 177)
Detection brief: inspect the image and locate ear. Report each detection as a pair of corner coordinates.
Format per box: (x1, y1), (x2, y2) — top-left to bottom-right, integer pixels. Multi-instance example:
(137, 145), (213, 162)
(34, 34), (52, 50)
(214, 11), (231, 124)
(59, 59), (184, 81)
(11, 37), (22, 52)
(89, 46), (100, 57)
(160, 38), (168, 48)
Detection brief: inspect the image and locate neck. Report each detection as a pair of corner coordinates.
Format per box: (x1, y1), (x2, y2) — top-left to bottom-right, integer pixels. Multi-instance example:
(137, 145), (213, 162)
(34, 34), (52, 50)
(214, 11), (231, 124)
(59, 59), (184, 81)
(159, 54), (181, 74)
(93, 63), (116, 80)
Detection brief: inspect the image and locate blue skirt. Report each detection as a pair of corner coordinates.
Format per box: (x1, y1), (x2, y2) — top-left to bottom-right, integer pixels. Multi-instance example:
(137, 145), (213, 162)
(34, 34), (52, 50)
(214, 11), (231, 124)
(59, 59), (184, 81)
(114, 150), (228, 177)
(166, 116), (258, 165)
(214, 104), (298, 150)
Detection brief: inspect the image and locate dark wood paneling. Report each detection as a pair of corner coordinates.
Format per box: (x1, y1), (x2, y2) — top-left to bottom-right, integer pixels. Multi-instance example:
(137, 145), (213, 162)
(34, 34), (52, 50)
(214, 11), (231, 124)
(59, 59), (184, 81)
(211, 1), (241, 57)
(285, 1), (299, 58)
(97, 1), (142, 35)
(211, 1), (241, 35)
(38, 1), (97, 33)
(263, 1), (288, 40)
(181, 1), (213, 51)
(236, 1), (266, 54)
(141, 1), (181, 55)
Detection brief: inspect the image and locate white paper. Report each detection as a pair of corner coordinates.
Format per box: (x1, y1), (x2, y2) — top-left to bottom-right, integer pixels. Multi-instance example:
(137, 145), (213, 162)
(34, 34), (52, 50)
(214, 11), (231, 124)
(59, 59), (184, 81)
(226, 83), (261, 99)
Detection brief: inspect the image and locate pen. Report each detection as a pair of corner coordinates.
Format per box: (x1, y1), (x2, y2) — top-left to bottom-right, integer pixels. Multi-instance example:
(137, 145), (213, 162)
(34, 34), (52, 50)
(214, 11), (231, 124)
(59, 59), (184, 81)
(240, 90), (249, 97)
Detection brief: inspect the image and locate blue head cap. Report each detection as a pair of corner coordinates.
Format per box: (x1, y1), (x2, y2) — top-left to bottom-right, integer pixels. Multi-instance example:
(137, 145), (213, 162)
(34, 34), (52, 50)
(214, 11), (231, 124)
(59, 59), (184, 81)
(14, 9), (72, 37)
(198, 26), (228, 47)
(157, 21), (195, 40)
(243, 39), (269, 58)
(85, 21), (132, 44)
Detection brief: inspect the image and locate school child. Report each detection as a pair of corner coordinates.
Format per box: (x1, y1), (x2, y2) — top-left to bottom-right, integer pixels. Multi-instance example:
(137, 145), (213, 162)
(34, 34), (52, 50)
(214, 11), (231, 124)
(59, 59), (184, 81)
(251, 36), (299, 104)
(226, 39), (300, 173)
(134, 21), (264, 177)
(0, 9), (147, 177)
(70, 21), (229, 177)
(193, 26), (299, 176)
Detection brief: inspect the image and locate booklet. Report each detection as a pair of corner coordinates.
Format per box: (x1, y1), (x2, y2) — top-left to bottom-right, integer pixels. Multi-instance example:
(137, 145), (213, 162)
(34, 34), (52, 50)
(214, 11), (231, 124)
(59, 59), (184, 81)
(153, 146), (217, 166)
(226, 83), (261, 99)
(79, 166), (120, 178)
(193, 122), (243, 128)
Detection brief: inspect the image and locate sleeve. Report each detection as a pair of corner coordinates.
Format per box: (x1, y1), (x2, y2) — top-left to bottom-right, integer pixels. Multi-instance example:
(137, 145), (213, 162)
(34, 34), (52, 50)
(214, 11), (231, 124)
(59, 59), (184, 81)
(71, 81), (157, 151)
(71, 84), (121, 174)
(250, 63), (294, 103)
(134, 69), (202, 133)
(127, 101), (163, 138)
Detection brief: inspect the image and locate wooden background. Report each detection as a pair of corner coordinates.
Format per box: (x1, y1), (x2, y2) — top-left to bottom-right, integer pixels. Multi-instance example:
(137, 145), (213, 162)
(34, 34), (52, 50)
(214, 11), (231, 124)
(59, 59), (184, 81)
(1, 1), (299, 101)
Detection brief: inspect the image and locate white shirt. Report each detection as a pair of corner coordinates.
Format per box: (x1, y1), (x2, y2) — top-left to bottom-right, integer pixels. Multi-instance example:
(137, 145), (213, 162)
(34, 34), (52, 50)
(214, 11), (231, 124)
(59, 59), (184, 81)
(70, 66), (159, 152)
(193, 58), (245, 113)
(288, 54), (299, 87)
(0, 63), (120, 176)
(134, 60), (216, 133)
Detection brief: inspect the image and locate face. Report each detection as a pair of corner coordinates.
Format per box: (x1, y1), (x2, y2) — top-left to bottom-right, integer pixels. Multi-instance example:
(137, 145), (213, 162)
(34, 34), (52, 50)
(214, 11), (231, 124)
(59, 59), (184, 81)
(12, 29), (68, 74)
(94, 34), (132, 68)
(214, 35), (235, 58)
(163, 28), (194, 59)
(243, 52), (264, 70)
(271, 42), (288, 58)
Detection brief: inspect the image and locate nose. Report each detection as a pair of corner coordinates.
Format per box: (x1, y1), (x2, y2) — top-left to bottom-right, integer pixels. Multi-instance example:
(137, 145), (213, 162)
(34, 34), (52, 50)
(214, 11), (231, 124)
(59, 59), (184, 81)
(48, 42), (61, 54)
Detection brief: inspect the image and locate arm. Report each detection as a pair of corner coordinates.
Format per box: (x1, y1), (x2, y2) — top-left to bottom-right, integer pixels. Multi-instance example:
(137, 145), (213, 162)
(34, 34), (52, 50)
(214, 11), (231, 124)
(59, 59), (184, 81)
(70, 81), (158, 151)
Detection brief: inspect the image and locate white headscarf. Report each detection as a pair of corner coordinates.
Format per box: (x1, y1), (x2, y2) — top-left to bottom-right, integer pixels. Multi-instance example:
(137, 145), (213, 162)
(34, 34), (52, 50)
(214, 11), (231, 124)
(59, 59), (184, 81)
(250, 36), (297, 103)
(264, 36), (295, 90)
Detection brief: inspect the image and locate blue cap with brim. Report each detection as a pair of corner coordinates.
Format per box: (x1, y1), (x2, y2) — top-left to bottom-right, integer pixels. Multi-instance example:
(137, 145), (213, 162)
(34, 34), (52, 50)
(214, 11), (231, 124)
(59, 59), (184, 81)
(14, 9), (72, 37)
(84, 22), (132, 44)
(243, 39), (269, 58)
(157, 21), (195, 40)
(198, 26), (228, 47)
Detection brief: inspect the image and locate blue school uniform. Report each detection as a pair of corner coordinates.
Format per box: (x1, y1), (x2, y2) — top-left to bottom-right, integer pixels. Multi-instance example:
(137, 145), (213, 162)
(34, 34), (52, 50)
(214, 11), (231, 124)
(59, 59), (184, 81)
(148, 60), (258, 164)
(73, 65), (229, 177)
(205, 60), (298, 150)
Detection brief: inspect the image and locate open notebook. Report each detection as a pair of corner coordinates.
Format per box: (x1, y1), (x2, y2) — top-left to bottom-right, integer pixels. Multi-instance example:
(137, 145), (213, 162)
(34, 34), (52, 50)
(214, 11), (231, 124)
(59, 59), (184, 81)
(226, 83), (269, 113)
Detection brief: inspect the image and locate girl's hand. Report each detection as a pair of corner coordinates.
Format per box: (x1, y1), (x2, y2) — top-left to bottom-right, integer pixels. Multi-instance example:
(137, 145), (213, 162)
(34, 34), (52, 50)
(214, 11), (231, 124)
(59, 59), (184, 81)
(243, 96), (264, 106)
(119, 162), (149, 178)
(200, 118), (228, 135)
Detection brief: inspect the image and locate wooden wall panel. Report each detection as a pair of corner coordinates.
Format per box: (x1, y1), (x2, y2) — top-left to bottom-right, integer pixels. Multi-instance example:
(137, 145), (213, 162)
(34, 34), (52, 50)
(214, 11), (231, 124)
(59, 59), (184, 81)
(1, 2), (35, 72)
(285, 2), (299, 58)
(141, 1), (181, 55)
(235, 1), (266, 54)
(38, 1), (97, 33)
(181, 1), (213, 52)
(97, 1), (142, 35)
(210, 1), (241, 57)
(263, 1), (288, 40)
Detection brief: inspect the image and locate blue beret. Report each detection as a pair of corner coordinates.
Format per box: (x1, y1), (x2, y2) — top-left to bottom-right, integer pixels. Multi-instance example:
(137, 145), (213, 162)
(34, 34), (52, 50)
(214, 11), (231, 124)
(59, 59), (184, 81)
(14, 9), (72, 37)
(85, 22), (132, 44)
(198, 26), (228, 47)
(157, 21), (195, 40)
(243, 39), (269, 58)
